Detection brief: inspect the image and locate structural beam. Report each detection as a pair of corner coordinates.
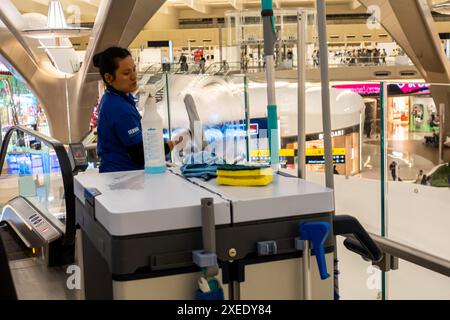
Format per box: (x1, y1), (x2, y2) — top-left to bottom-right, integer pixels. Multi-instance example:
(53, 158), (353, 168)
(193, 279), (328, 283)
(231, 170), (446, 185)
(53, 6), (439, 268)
(82, 0), (101, 6)
(349, 0), (362, 10)
(359, 0), (450, 161)
(274, 0), (281, 9)
(0, 1), (40, 65)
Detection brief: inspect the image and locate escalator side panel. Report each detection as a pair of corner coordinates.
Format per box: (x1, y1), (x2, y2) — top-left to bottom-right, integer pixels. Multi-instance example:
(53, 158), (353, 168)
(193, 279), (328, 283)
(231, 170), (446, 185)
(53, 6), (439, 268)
(0, 230), (17, 300)
(1, 197), (62, 249)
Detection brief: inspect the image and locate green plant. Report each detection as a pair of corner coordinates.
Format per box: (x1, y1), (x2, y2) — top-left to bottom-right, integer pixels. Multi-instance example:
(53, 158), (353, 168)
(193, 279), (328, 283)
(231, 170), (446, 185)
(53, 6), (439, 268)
(430, 164), (450, 187)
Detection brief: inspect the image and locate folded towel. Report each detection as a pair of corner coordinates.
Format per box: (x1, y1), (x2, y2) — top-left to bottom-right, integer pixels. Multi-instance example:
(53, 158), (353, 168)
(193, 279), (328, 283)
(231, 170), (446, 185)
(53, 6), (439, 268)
(181, 163), (217, 181)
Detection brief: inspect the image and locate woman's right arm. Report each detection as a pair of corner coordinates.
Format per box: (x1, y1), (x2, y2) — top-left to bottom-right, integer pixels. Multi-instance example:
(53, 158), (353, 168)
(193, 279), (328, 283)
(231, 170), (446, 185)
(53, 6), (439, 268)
(127, 142), (144, 167)
(114, 109), (145, 167)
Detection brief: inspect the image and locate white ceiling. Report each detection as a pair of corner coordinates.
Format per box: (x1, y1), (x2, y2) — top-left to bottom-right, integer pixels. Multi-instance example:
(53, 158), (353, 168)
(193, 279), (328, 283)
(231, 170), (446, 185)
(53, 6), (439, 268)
(11, 0), (365, 21)
(11, 0), (450, 23)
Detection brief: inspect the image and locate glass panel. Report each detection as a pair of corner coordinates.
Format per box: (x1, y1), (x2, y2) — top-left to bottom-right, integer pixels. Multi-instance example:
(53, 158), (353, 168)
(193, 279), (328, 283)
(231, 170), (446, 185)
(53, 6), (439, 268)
(2, 129), (66, 232)
(387, 260), (450, 300)
(277, 80), (384, 299)
(137, 55), (450, 299)
(0, 131), (20, 209)
(162, 73), (246, 165)
(337, 239), (382, 300)
(384, 82), (450, 299)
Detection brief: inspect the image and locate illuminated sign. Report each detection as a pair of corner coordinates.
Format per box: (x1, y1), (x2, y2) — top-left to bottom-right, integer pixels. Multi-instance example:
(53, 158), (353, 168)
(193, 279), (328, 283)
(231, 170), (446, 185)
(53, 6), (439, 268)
(318, 130), (345, 141)
(306, 155), (346, 165)
(306, 148), (346, 156)
(305, 148), (346, 164)
(251, 149), (284, 157)
(250, 148), (345, 157)
(333, 83), (430, 96)
(249, 123), (259, 135)
(396, 83), (430, 94)
(333, 83), (380, 95)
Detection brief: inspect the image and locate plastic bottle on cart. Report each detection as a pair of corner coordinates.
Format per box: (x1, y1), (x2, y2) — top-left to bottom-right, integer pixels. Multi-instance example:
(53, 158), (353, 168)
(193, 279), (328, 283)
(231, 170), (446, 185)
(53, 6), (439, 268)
(142, 96), (166, 174)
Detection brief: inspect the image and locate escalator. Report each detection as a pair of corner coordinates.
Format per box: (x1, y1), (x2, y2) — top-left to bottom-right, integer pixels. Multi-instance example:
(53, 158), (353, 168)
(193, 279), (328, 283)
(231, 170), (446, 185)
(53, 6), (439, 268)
(0, 125), (88, 299)
(0, 223), (34, 261)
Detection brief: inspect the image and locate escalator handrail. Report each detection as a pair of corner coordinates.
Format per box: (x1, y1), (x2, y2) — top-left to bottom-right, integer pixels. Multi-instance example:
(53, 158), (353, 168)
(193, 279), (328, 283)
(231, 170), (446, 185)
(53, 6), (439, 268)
(0, 125), (76, 247)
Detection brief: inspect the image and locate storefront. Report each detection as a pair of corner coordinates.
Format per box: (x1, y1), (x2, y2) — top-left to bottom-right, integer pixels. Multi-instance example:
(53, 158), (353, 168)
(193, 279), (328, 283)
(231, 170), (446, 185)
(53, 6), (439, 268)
(282, 125), (361, 176)
(0, 64), (49, 140)
(334, 82), (435, 138)
(409, 96), (438, 132)
(389, 96), (410, 126)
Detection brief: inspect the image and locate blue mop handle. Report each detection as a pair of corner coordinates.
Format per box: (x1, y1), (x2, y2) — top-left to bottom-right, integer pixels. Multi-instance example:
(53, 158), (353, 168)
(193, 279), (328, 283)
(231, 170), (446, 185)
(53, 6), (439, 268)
(300, 222), (331, 280)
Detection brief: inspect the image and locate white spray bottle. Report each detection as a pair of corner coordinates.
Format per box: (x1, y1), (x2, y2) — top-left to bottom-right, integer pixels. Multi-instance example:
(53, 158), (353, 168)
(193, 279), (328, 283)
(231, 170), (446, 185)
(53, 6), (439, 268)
(141, 96), (166, 174)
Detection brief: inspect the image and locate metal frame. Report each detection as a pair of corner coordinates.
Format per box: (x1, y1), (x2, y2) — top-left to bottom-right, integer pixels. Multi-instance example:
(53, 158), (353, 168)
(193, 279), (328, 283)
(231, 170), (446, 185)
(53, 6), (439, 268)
(369, 233), (450, 278)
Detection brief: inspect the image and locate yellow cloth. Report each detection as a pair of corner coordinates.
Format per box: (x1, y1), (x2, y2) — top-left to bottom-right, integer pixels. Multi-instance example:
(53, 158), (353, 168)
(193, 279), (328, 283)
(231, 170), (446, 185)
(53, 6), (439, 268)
(217, 174), (273, 186)
(216, 168), (273, 177)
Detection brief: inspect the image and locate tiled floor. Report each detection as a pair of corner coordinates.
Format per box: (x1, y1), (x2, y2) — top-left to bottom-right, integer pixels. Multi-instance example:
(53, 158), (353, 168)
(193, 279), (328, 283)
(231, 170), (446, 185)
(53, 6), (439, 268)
(361, 124), (449, 181)
(0, 224), (79, 300)
(9, 258), (79, 300)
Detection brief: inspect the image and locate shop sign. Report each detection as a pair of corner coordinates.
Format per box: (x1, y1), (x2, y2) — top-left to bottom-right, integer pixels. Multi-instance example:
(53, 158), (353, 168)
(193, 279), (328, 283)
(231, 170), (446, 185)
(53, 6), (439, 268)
(250, 148), (345, 157)
(250, 149), (295, 157)
(305, 125), (359, 142)
(306, 155), (346, 165)
(334, 83), (380, 95)
(306, 148), (346, 156)
(333, 83), (430, 96)
(249, 123), (259, 135)
(318, 129), (345, 140)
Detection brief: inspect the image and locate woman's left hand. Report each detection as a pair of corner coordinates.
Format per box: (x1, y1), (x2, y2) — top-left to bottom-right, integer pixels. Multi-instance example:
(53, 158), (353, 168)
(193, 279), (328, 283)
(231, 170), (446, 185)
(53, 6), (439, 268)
(167, 136), (184, 151)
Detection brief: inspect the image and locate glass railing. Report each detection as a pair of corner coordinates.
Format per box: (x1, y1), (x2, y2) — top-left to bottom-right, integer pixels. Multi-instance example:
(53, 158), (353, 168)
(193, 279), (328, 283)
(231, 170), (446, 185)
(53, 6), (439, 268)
(0, 126), (76, 247)
(160, 73), (248, 165)
(82, 72), (450, 299)
(382, 82), (449, 299)
(138, 55), (414, 77)
(158, 74), (450, 299)
(296, 81), (450, 299)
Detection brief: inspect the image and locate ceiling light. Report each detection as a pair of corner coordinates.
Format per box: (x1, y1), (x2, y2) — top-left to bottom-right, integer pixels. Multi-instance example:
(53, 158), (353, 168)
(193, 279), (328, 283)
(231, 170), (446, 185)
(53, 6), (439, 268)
(22, 0), (91, 39)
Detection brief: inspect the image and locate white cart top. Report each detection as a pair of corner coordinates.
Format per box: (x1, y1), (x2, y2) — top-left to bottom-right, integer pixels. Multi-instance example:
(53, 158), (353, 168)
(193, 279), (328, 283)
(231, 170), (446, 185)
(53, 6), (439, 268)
(169, 168), (334, 223)
(74, 170), (230, 236)
(75, 168), (334, 236)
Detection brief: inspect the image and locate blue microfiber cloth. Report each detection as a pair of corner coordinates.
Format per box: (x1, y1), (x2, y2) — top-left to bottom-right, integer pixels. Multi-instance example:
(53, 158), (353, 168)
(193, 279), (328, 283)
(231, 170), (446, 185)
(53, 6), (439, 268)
(180, 151), (228, 181)
(181, 163), (218, 181)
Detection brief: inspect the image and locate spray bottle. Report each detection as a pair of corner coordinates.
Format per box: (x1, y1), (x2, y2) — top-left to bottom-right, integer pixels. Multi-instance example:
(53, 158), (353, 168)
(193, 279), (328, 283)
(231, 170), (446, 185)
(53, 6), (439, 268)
(142, 96), (166, 174)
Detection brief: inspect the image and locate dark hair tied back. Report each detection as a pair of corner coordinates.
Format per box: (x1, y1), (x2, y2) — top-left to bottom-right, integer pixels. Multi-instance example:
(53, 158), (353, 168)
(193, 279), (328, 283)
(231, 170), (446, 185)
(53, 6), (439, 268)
(93, 53), (102, 68)
(93, 46), (131, 84)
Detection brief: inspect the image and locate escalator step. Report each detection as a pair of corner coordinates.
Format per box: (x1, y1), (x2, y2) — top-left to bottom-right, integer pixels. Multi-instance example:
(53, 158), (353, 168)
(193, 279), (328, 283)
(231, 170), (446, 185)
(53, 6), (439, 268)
(0, 224), (33, 261)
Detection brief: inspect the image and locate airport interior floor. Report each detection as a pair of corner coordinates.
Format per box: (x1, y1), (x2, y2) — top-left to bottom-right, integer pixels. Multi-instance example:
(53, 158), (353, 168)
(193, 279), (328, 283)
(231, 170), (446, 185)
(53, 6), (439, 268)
(0, 224), (76, 300)
(360, 124), (447, 181)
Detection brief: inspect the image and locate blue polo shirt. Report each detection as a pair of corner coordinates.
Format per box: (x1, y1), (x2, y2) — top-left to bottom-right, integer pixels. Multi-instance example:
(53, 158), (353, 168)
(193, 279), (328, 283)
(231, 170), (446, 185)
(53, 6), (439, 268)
(97, 86), (143, 173)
